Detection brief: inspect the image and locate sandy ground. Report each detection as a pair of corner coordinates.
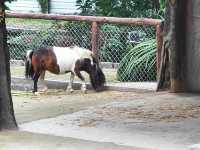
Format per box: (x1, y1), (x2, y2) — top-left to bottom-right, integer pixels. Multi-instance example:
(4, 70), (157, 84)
(8, 90), (200, 150)
(13, 90), (132, 123)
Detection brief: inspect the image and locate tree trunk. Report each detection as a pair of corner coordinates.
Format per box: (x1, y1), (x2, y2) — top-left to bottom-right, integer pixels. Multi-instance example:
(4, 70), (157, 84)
(154, 0), (160, 10)
(157, 0), (187, 92)
(0, 2), (18, 130)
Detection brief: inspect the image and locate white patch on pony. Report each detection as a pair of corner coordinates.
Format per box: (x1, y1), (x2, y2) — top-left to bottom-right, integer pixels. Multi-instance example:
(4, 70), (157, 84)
(72, 46), (94, 65)
(26, 50), (32, 62)
(53, 46), (93, 74)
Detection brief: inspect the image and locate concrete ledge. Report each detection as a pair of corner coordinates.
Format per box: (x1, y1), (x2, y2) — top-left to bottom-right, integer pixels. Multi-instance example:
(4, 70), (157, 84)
(10, 60), (24, 66)
(10, 60), (119, 69)
(11, 77), (156, 92)
(11, 77), (90, 91)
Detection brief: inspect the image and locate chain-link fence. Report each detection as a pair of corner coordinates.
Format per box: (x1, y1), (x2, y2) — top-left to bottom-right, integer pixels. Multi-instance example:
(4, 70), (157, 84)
(7, 21), (91, 60)
(98, 24), (157, 82)
(7, 15), (160, 83)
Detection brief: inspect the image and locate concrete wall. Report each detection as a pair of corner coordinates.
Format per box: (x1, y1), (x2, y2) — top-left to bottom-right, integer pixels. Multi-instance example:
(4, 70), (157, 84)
(50, 0), (80, 14)
(186, 0), (200, 91)
(6, 0), (41, 13)
(6, 0), (79, 14)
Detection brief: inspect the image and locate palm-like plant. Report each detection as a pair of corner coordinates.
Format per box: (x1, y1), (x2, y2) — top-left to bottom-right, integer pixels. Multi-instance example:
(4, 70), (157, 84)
(117, 39), (157, 82)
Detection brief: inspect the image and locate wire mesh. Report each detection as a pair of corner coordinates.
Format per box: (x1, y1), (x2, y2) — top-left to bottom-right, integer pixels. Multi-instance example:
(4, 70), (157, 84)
(98, 24), (157, 82)
(7, 20), (91, 61)
(7, 18), (157, 82)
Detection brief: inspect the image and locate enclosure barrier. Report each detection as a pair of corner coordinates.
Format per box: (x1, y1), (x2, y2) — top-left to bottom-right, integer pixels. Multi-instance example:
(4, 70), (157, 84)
(6, 11), (162, 82)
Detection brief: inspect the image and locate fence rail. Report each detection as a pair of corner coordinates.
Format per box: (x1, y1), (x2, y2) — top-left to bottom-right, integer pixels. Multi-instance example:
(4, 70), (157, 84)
(6, 11), (162, 82)
(6, 12), (161, 25)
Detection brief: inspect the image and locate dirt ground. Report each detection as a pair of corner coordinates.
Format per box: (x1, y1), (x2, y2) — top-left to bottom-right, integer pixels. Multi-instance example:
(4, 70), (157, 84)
(13, 90), (131, 123)
(10, 89), (200, 150)
(13, 90), (200, 124)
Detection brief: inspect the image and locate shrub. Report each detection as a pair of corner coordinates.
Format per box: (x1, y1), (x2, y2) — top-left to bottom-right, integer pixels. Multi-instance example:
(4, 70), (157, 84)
(100, 24), (127, 63)
(7, 28), (58, 60)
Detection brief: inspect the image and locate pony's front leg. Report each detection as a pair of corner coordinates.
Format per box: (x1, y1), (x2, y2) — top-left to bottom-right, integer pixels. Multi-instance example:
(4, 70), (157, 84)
(81, 81), (87, 94)
(67, 72), (75, 93)
(75, 70), (87, 94)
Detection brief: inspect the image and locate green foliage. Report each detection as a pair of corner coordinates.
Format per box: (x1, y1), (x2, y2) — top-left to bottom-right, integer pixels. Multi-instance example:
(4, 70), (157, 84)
(7, 21), (91, 60)
(52, 21), (91, 48)
(159, 0), (166, 10)
(100, 24), (154, 63)
(158, 0), (166, 19)
(100, 24), (127, 63)
(76, 0), (95, 15)
(7, 29), (54, 60)
(117, 39), (157, 82)
(76, 0), (163, 18)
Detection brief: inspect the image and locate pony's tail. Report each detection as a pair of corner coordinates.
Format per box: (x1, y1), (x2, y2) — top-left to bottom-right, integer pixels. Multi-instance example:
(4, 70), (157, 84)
(89, 64), (106, 91)
(25, 50), (34, 79)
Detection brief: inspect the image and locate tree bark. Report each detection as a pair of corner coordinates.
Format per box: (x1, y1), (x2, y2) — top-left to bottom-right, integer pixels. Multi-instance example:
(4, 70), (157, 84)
(157, 0), (187, 92)
(0, 2), (17, 130)
(154, 0), (160, 10)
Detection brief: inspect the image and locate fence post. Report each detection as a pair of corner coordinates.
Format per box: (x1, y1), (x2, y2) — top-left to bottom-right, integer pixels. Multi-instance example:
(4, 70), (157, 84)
(156, 24), (162, 78)
(91, 21), (99, 61)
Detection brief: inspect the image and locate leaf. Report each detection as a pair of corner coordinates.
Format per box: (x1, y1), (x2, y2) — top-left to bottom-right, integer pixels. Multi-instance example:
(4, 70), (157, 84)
(117, 39), (157, 81)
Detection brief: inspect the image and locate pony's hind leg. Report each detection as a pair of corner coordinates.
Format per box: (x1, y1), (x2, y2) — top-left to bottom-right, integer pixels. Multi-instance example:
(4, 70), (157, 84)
(39, 71), (48, 92)
(67, 72), (75, 93)
(74, 70), (87, 93)
(33, 72), (40, 94)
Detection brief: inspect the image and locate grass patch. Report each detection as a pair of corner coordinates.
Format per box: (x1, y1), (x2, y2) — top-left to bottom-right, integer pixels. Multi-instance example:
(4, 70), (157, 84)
(6, 18), (56, 27)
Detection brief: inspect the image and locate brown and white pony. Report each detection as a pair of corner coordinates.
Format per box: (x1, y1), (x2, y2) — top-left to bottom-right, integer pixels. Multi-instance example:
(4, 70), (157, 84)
(25, 46), (105, 94)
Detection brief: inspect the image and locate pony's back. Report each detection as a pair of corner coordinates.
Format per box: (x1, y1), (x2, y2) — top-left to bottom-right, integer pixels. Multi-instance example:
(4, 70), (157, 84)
(53, 46), (93, 59)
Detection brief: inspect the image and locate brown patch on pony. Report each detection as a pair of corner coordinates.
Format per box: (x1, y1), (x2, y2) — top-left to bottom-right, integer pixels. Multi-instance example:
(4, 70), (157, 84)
(27, 47), (61, 93)
(31, 47), (60, 75)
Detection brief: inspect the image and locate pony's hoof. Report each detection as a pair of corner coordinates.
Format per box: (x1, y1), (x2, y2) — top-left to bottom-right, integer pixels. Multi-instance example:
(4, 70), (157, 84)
(81, 89), (87, 94)
(67, 88), (74, 93)
(40, 86), (48, 92)
(33, 92), (40, 95)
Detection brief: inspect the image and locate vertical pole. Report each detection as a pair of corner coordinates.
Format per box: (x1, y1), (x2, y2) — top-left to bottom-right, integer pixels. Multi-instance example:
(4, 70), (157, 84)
(0, 3), (18, 130)
(156, 24), (162, 79)
(91, 21), (99, 61)
(48, 0), (51, 14)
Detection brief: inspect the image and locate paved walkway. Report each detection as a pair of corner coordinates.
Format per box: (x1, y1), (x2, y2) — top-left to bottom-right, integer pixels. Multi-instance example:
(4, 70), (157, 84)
(0, 131), (149, 150)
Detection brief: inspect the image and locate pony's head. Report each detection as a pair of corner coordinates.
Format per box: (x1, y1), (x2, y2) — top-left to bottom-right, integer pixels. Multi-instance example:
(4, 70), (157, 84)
(90, 62), (106, 91)
(77, 57), (106, 91)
